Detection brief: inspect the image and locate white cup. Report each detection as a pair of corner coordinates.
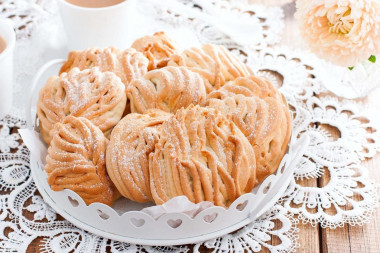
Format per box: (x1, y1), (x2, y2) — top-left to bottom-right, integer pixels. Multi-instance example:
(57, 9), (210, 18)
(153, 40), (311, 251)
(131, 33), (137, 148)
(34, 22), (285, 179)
(0, 19), (15, 117)
(56, 0), (136, 51)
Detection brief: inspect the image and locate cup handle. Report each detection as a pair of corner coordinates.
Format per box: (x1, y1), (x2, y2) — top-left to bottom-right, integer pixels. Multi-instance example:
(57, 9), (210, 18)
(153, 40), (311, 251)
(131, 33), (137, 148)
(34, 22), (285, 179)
(26, 59), (66, 130)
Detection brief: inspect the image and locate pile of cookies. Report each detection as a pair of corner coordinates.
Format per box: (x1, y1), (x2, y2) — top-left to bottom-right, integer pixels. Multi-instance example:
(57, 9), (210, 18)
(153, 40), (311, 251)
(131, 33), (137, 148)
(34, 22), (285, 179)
(37, 32), (291, 208)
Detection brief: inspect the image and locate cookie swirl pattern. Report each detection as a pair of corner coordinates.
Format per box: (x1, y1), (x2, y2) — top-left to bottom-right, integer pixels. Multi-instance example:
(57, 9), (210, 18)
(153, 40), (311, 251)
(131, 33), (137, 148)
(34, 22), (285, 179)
(169, 44), (251, 93)
(149, 105), (256, 207)
(60, 47), (149, 90)
(127, 66), (206, 114)
(37, 67), (126, 144)
(132, 31), (179, 71)
(45, 116), (115, 206)
(207, 76), (292, 182)
(106, 110), (171, 203)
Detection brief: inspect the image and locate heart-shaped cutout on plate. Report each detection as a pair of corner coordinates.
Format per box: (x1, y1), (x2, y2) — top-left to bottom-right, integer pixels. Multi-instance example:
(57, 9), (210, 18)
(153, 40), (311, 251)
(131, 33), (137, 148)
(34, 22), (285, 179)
(263, 182), (272, 194)
(203, 213), (218, 223)
(97, 209), (110, 220)
(130, 218), (145, 227)
(67, 196), (79, 207)
(236, 200), (248, 211)
(167, 219), (183, 228)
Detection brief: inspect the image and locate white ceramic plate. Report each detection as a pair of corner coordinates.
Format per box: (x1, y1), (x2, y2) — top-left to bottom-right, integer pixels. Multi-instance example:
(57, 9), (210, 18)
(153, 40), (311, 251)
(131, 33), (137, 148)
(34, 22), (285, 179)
(23, 59), (309, 246)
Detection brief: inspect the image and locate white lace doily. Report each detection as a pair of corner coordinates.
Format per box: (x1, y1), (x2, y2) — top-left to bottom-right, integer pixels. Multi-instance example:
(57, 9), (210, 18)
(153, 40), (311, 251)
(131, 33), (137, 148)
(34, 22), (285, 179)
(141, 0), (284, 48)
(245, 47), (380, 228)
(0, 0), (379, 252)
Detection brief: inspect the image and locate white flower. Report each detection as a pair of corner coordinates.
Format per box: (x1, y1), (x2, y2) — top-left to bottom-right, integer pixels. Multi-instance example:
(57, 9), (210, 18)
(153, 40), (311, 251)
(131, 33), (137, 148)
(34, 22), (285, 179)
(0, 125), (20, 153)
(296, 0), (380, 67)
(26, 196), (56, 221)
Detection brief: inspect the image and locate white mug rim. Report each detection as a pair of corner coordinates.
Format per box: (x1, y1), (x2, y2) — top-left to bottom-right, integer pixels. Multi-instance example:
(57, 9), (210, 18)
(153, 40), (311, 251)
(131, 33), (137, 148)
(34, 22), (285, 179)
(56, 0), (131, 11)
(0, 19), (15, 61)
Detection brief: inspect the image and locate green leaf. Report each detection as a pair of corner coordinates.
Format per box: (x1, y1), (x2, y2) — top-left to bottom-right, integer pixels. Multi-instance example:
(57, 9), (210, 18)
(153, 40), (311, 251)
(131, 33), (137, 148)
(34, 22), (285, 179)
(348, 66), (354, 70)
(368, 55), (376, 63)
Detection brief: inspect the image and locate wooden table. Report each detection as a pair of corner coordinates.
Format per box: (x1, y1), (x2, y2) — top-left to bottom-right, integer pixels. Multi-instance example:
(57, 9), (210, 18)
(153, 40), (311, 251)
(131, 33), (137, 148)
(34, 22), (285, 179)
(8, 2), (380, 252)
(279, 3), (380, 253)
(292, 91), (380, 253)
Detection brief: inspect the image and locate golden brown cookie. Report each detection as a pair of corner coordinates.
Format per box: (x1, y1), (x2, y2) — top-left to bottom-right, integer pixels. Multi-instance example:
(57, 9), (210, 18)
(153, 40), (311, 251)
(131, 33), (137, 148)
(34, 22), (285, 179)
(207, 76), (292, 183)
(149, 105), (256, 207)
(168, 44), (251, 93)
(208, 75), (281, 100)
(37, 67), (126, 144)
(106, 110), (171, 203)
(45, 116), (115, 206)
(60, 47), (149, 91)
(127, 66), (207, 114)
(132, 31), (179, 71)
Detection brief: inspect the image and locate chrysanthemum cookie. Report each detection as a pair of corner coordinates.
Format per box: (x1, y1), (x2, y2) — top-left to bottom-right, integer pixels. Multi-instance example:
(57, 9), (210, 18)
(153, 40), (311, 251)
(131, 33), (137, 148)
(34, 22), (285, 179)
(168, 44), (251, 93)
(208, 75), (281, 100)
(132, 31), (179, 71)
(45, 116), (116, 206)
(207, 76), (292, 183)
(60, 47), (149, 90)
(127, 66), (206, 114)
(37, 67), (126, 144)
(106, 110), (171, 203)
(149, 105), (256, 207)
